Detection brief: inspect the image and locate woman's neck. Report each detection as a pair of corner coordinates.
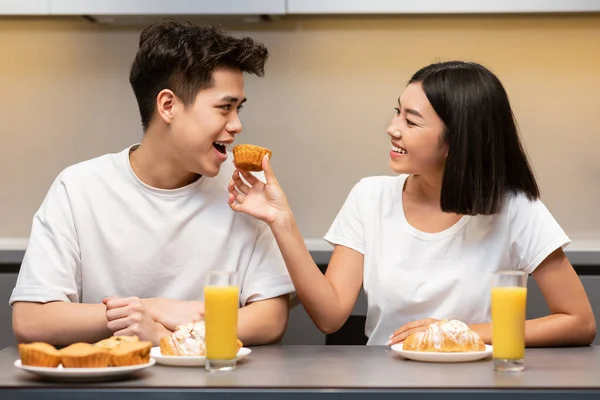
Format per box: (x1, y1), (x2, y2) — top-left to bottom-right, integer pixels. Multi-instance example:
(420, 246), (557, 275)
(405, 173), (444, 207)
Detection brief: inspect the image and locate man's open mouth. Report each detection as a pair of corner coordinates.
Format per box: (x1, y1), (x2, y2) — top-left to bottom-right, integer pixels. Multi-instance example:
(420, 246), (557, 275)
(213, 142), (228, 154)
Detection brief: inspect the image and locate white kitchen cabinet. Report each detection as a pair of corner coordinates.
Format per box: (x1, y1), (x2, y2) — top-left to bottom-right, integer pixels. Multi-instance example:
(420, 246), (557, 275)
(287, 0), (600, 14)
(49, 0), (286, 15)
(0, 0), (50, 15)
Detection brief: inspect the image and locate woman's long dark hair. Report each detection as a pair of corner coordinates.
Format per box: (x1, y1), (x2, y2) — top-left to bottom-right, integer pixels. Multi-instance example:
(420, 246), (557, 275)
(409, 61), (539, 215)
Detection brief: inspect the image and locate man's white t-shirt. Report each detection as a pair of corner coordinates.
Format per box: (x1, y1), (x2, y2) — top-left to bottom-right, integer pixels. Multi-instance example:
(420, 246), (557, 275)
(10, 145), (294, 307)
(324, 175), (570, 345)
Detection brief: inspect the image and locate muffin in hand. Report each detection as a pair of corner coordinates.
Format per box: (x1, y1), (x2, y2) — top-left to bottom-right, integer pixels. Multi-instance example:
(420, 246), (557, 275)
(233, 144), (272, 172)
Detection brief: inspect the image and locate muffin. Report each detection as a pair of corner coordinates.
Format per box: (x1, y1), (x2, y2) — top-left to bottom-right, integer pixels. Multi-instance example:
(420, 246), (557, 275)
(59, 343), (111, 368)
(109, 341), (152, 367)
(233, 144), (272, 172)
(18, 342), (61, 368)
(94, 335), (139, 351)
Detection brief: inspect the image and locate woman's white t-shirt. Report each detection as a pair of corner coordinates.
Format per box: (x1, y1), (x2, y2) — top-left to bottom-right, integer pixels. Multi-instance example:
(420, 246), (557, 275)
(324, 175), (570, 345)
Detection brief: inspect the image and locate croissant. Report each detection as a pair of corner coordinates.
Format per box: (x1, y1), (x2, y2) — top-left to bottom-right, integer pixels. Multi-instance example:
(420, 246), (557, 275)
(160, 321), (243, 356)
(403, 319), (486, 352)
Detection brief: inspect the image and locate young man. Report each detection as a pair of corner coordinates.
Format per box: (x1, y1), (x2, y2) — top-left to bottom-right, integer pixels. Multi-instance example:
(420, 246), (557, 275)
(10, 21), (294, 346)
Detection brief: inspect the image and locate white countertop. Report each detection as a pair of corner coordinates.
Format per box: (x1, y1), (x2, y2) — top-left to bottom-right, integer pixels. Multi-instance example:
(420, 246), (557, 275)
(0, 238), (28, 251)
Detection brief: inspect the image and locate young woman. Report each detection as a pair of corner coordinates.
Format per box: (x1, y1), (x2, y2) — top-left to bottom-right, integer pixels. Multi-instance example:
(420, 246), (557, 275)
(228, 61), (596, 346)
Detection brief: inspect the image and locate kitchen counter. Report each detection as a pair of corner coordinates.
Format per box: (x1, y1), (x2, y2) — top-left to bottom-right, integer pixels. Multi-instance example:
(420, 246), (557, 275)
(1, 345), (599, 399)
(0, 239), (27, 265)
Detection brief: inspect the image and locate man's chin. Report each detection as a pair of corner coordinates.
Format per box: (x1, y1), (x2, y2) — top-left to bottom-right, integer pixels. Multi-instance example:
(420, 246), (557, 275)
(203, 171), (219, 178)
(197, 165), (220, 178)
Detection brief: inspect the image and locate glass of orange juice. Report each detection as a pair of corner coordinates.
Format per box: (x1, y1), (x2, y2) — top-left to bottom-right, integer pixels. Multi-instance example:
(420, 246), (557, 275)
(491, 270), (527, 372)
(204, 271), (239, 372)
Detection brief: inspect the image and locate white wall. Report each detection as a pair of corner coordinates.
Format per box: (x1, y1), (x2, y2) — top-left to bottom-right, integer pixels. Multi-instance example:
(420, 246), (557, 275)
(1, 15), (599, 241)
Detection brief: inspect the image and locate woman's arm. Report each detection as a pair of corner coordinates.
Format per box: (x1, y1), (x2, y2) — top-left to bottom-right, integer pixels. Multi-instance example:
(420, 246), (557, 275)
(229, 156), (364, 334)
(471, 248), (596, 346)
(271, 213), (364, 333)
(390, 248), (596, 346)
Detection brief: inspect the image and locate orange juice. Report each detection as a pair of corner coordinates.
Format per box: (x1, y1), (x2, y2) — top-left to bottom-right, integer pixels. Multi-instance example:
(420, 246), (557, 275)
(204, 285), (239, 360)
(491, 286), (527, 359)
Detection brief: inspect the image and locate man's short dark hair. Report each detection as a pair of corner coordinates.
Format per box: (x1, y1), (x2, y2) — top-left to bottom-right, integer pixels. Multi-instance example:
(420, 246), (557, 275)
(129, 20), (269, 132)
(409, 61), (540, 215)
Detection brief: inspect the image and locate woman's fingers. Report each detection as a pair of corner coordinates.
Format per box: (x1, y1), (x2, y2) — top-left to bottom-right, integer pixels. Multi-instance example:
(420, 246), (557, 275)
(233, 170), (251, 195)
(388, 326), (428, 346)
(228, 193), (241, 211)
(392, 319), (424, 337)
(262, 154), (278, 185)
(228, 180), (246, 203)
(237, 168), (259, 186)
(388, 318), (439, 346)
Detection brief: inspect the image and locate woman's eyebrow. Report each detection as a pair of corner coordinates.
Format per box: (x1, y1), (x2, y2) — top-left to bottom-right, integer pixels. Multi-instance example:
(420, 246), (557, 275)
(398, 99), (423, 119)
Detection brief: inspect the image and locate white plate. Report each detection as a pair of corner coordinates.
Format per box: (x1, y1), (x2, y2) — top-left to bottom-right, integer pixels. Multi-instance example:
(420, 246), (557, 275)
(150, 347), (251, 367)
(14, 358), (155, 381)
(390, 343), (493, 363)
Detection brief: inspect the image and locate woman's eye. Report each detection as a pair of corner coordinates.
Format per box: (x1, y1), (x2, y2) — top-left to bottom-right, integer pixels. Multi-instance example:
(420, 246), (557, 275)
(394, 107), (401, 115)
(406, 119), (416, 127)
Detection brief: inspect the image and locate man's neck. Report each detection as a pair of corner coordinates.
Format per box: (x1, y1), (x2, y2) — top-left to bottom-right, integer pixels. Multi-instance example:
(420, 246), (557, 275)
(129, 129), (200, 190)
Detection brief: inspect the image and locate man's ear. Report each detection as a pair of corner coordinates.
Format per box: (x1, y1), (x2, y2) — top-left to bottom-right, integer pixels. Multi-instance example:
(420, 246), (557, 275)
(156, 89), (175, 125)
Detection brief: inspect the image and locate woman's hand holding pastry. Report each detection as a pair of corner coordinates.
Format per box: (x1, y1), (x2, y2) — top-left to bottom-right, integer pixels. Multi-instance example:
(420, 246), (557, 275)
(388, 317), (440, 346)
(103, 296), (167, 346)
(228, 155), (291, 226)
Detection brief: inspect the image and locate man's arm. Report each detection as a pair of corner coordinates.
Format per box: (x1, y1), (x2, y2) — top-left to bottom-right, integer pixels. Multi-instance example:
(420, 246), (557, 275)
(13, 299), (173, 346)
(238, 295), (289, 345)
(134, 295), (290, 345)
(12, 301), (112, 346)
(141, 298), (204, 331)
(13, 296), (291, 347)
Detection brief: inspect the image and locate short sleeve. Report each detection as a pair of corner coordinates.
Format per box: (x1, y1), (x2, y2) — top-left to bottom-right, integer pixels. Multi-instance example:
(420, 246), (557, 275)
(239, 221), (295, 306)
(324, 180), (365, 255)
(508, 193), (571, 274)
(9, 172), (81, 305)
